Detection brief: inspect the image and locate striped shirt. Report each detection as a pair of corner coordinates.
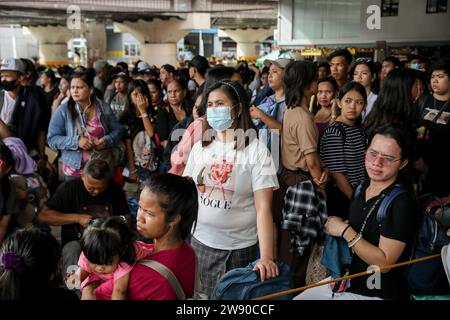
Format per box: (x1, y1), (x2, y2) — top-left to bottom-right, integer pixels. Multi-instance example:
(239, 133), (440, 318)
(319, 122), (366, 187)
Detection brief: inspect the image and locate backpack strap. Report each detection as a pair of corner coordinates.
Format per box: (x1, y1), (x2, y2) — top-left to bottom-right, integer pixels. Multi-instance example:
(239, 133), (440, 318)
(352, 181), (365, 201)
(140, 259), (186, 300)
(376, 184), (408, 222)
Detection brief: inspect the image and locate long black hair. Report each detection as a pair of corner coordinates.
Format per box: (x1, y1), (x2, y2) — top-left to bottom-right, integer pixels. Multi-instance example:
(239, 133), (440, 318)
(142, 174), (198, 241)
(0, 227), (61, 300)
(67, 71), (97, 120)
(363, 68), (417, 137)
(284, 60), (317, 109)
(124, 79), (153, 120)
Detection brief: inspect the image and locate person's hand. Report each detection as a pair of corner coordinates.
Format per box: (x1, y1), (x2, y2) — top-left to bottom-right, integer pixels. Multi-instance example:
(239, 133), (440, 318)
(253, 259), (279, 282)
(106, 80), (115, 91)
(330, 99), (338, 123)
(314, 167), (329, 189)
(249, 105), (263, 119)
(135, 92), (149, 116)
(78, 214), (93, 228)
(325, 216), (348, 237)
(128, 169), (139, 183)
(94, 137), (107, 150)
(78, 136), (94, 150)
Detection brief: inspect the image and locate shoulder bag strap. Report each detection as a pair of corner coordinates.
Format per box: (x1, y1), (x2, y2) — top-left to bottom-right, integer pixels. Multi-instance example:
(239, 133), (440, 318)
(139, 259), (186, 300)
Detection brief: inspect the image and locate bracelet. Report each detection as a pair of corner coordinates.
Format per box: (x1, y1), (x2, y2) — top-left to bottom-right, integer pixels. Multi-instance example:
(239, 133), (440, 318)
(341, 225), (350, 238)
(347, 231), (360, 245)
(139, 113), (149, 118)
(348, 234), (362, 248)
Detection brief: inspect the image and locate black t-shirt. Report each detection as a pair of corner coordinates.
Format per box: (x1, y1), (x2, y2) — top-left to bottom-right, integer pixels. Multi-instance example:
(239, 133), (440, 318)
(119, 106), (152, 141)
(41, 87), (59, 112)
(45, 178), (130, 245)
(416, 95), (450, 197)
(347, 182), (420, 300)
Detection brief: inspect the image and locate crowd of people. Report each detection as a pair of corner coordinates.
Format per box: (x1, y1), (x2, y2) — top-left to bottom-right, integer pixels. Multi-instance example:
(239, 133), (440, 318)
(0, 50), (449, 300)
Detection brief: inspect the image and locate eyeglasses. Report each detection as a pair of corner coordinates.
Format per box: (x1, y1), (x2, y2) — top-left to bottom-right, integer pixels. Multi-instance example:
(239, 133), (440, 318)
(366, 149), (401, 166)
(343, 98), (365, 106)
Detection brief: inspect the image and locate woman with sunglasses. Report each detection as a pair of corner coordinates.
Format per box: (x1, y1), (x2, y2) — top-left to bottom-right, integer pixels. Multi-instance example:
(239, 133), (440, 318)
(319, 82), (367, 219)
(296, 125), (420, 300)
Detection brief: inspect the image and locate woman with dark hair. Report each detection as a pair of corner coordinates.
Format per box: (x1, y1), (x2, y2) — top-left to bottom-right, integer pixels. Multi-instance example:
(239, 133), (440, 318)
(363, 68), (418, 139)
(147, 79), (166, 120)
(168, 66), (241, 176)
(51, 76), (71, 114)
(312, 76), (339, 135)
(91, 173), (198, 300)
(183, 80), (279, 297)
(274, 60), (327, 287)
(119, 80), (156, 190)
(47, 71), (123, 180)
(297, 125), (420, 300)
(155, 77), (191, 172)
(352, 60), (379, 119)
(0, 227), (78, 300)
(320, 82), (367, 219)
(40, 68), (60, 114)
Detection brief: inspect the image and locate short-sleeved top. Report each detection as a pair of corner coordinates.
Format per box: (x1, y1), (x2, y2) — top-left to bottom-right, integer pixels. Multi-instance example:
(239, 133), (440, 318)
(0, 91), (16, 124)
(78, 241), (153, 290)
(347, 182), (420, 300)
(416, 95), (450, 197)
(109, 93), (129, 119)
(281, 106), (318, 172)
(155, 107), (187, 142)
(319, 122), (366, 187)
(95, 242), (196, 300)
(44, 178), (130, 245)
(183, 138), (279, 250)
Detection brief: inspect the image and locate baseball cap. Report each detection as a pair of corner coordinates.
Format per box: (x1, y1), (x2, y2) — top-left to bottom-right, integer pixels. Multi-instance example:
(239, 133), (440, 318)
(1, 58), (26, 74)
(137, 61), (154, 73)
(263, 58), (293, 70)
(112, 72), (131, 82)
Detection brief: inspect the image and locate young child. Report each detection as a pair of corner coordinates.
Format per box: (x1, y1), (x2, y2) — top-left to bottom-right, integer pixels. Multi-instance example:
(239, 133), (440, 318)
(78, 216), (153, 300)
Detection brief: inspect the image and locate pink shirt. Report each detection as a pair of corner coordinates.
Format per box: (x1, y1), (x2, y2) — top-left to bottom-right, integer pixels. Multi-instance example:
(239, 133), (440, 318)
(63, 110), (105, 177)
(94, 242), (196, 300)
(169, 116), (206, 176)
(78, 241), (153, 290)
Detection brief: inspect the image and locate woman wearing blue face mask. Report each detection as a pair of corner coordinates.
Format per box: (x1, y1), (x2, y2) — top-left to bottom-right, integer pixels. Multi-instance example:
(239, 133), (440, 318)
(183, 80), (280, 298)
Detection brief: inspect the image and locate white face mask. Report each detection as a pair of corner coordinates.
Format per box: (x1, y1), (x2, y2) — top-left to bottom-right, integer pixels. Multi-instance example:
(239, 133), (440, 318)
(410, 63), (421, 71)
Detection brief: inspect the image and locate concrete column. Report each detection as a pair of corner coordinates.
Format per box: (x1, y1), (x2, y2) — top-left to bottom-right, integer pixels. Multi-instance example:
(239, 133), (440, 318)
(114, 13), (210, 67)
(141, 43), (179, 68)
(84, 21), (107, 66)
(221, 28), (274, 59)
(25, 26), (73, 66)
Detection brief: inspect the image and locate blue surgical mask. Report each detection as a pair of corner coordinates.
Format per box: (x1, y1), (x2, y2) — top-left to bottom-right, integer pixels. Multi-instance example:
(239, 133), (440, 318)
(207, 106), (233, 131)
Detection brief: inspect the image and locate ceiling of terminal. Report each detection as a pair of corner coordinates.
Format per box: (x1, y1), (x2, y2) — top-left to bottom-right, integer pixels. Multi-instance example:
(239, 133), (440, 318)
(0, 0), (278, 29)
